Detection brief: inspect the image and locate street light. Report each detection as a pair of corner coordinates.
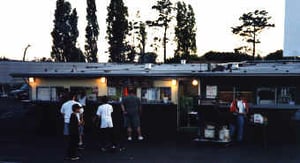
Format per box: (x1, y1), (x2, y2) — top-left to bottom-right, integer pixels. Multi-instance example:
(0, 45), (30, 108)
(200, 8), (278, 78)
(23, 44), (31, 61)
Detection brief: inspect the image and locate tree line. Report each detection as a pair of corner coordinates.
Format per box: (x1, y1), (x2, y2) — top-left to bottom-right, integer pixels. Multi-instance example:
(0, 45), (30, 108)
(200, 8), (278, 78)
(49, 0), (277, 63)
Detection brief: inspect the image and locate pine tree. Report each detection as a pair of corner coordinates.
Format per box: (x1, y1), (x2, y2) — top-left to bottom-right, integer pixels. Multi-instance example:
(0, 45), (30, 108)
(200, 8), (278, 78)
(85, 0), (99, 62)
(51, 0), (72, 62)
(148, 0), (173, 63)
(232, 10), (275, 59)
(175, 2), (197, 60)
(106, 0), (129, 63)
(51, 0), (84, 62)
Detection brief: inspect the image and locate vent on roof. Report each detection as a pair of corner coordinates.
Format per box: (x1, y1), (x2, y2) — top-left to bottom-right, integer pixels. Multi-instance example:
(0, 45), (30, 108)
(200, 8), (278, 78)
(181, 59), (186, 64)
(145, 63), (152, 70)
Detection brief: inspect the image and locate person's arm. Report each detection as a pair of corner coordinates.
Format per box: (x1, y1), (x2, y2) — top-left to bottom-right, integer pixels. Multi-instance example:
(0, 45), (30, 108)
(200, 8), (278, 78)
(60, 104), (65, 116)
(138, 98), (142, 115)
(121, 103), (127, 114)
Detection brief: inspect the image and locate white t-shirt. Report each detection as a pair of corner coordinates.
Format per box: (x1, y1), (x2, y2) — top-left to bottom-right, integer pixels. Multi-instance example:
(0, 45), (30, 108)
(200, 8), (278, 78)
(60, 100), (82, 123)
(237, 100), (246, 113)
(96, 103), (113, 128)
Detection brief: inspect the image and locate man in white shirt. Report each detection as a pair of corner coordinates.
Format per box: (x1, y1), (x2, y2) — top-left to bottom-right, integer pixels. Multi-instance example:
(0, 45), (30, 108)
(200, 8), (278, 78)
(61, 93), (83, 136)
(96, 96), (115, 151)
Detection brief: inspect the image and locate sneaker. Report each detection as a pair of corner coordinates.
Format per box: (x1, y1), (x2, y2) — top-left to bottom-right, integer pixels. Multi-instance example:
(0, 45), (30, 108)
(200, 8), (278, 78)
(78, 145), (85, 150)
(138, 136), (144, 141)
(70, 156), (80, 161)
(100, 147), (107, 152)
(127, 137), (132, 141)
(119, 146), (126, 152)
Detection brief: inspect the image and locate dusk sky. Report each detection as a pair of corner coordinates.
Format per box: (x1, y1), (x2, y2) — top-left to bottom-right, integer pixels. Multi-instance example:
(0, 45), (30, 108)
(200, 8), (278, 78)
(0, 0), (285, 62)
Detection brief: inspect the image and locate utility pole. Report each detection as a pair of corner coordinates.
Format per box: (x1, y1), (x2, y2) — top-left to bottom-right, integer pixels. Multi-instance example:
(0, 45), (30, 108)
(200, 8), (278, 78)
(23, 44), (31, 61)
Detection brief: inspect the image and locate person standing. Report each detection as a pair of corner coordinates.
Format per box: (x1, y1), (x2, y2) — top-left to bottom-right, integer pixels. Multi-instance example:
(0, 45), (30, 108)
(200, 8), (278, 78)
(229, 94), (249, 142)
(66, 104), (82, 160)
(61, 93), (84, 150)
(78, 91), (87, 148)
(96, 96), (116, 151)
(61, 93), (82, 137)
(121, 89), (143, 141)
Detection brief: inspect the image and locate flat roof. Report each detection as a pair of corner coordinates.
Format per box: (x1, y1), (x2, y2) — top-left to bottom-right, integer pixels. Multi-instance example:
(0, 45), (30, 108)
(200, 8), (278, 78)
(7, 61), (300, 79)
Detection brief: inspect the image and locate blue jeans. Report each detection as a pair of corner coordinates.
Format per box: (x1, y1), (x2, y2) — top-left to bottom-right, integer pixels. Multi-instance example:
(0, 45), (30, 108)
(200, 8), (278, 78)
(236, 115), (245, 142)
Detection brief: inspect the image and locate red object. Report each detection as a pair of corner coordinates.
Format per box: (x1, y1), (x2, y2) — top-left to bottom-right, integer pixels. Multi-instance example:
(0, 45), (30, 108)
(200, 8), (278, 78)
(123, 87), (128, 96)
(230, 99), (249, 113)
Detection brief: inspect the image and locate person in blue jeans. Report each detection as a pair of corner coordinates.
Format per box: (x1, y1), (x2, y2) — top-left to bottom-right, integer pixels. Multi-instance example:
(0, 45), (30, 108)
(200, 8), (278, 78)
(229, 94), (249, 142)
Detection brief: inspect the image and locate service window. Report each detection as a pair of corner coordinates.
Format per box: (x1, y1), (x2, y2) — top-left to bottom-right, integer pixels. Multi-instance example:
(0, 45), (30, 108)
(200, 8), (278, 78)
(277, 87), (296, 105)
(37, 86), (64, 101)
(257, 88), (276, 104)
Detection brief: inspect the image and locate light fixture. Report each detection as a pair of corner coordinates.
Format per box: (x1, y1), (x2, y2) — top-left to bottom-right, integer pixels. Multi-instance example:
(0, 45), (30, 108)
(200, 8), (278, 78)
(192, 79), (198, 86)
(29, 77), (34, 83)
(171, 79), (177, 86)
(100, 77), (106, 83)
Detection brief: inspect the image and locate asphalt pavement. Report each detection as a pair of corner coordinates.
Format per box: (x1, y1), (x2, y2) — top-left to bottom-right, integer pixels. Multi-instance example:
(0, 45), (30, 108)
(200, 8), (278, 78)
(0, 98), (300, 163)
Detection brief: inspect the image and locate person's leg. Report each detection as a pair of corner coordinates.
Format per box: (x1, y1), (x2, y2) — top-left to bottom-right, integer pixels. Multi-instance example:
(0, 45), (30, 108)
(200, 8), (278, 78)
(127, 127), (132, 140)
(124, 115), (133, 140)
(78, 125), (84, 148)
(236, 115), (245, 142)
(133, 114), (143, 140)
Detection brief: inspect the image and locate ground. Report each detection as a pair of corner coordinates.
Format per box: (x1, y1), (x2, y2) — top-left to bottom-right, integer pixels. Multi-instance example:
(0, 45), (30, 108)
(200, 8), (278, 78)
(0, 98), (300, 163)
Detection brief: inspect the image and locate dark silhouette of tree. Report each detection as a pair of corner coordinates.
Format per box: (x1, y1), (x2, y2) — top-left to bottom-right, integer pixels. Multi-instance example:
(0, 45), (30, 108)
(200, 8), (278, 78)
(147, 0), (173, 63)
(85, 0), (99, 62)
(127, 12), (147, 63)
(202, 51), (253, 62)
(51, 0), (84, 62)
(138, 52), (157, 63)
(264, 50), (283, 60)
(0, 56), (9, 61)
(51, 0), (71, 62)
(175, 2), (196, 61)
(65, 9), (85, 62)
(232, 10), (274, 59)
(106, 0), (129, 63)
(138, 22), (147, 55)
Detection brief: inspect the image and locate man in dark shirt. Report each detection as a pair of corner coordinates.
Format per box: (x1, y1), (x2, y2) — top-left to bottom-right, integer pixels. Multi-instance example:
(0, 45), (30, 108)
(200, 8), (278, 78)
(121, 89), (144, 141)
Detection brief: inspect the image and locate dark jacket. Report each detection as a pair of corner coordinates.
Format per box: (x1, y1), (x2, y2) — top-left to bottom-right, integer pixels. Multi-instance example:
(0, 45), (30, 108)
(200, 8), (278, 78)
(69, 113), (79, 136)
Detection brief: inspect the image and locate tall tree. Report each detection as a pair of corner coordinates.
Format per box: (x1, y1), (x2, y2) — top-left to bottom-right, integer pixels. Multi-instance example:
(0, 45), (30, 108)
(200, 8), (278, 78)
(175, 2), (197, 61)
(51, 0), (71, 62)
(147, 0), (173, 63)
(85, 0), (99, 62)
(51, 0), (84, 62)
(106, 0), (129, 63)
(232, 10), (274, 59)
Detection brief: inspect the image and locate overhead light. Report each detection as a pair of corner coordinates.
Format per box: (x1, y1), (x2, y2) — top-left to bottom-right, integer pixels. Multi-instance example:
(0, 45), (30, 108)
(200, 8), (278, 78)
(192, 79), (198, 86)
(171, 79), (177, 86)
(29, 77), (34, 83)
(100, 77), (106, 83)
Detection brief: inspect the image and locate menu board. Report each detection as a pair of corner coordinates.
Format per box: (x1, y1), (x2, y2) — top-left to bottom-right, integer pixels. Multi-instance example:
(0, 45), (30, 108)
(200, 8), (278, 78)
(206, 85), (217, 99)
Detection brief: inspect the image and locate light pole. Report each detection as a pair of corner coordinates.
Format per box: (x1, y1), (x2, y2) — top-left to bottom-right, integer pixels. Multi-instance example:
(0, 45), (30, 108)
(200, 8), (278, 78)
(23, 44), (31, 61)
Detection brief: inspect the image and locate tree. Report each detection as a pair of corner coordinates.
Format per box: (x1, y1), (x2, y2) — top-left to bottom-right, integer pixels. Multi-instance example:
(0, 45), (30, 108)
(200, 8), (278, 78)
(202, 51), (253, 62)
(127, 11), (148, 63)
(106, 0), (129, 63)
(51, 0), (72, 62)
(232, 10), (274, 59)
(138, 52), (157, 63)
(147, 0), (174, 63)
(264, 50), (283, 60)
(65, 9), (85, 62)
(51, 0), (84, 62)
(175, 2), (197, 61)
(85, 0), (99, 62)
